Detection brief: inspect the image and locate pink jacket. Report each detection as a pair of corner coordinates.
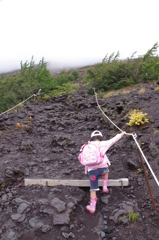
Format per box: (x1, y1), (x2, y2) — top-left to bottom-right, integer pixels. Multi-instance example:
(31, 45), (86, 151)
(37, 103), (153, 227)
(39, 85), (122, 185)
(87, 132), (124, 172)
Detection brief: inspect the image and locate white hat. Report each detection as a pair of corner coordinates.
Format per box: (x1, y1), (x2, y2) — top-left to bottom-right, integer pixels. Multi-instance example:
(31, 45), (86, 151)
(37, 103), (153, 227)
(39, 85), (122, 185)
(91, 130), (103, 138)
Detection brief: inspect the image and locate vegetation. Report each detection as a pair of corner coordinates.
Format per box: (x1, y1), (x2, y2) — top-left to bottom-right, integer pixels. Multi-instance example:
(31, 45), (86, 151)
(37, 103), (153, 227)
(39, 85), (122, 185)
(0, 182), (5, 190)
(127, 109), (149, 127)
(0, 42), (159, 112)
(84, 42), (159, 94)
(137, 168), (143, 174)
(0, 56), (79, 112)
(127, 211), (139, 223)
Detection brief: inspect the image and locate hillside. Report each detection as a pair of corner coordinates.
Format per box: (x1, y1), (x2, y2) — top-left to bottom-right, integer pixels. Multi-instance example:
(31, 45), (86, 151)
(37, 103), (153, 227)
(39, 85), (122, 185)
(0, 71), (159, 239)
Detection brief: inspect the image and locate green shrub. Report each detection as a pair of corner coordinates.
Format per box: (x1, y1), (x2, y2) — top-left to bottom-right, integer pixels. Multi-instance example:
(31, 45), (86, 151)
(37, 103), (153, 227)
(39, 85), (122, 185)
(1, 43), (159, 112)
(42, 94), (50, 101)
(0, 57), (80, 112)
(127, 211), (139, 223)
(51, 82), (79, 97)
(127, 109), (149, 127)
(84, 42), (159, 94)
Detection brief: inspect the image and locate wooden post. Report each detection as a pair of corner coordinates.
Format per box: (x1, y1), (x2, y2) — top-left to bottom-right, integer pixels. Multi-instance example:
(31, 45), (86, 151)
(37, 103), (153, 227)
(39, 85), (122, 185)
(137, 149), (157, 212)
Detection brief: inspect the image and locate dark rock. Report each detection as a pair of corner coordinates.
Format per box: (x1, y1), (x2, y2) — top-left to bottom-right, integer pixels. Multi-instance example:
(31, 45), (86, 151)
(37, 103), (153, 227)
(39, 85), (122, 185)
(127, 159), (138, 169)
(0, 123), (5, 130)
(109, 209), (127, 223)
(5, 167), (24, 182)
(50, 198), (66, 213)
(0, 117), (3, 122)
(3, 115), (8, 120)
(149, 143), (159, 158)
(102, 227), (113, 234)
(101, 195), (110, 205)
(116, 104), (124, 114)
(20, 140), (33, 150)
(0, 178), (4, 185)
(53, 212), (70, 225)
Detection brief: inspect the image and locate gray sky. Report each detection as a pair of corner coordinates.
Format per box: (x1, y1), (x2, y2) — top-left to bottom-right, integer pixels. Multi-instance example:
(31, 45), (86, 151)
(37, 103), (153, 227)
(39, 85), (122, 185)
(0, 0), (159, 73)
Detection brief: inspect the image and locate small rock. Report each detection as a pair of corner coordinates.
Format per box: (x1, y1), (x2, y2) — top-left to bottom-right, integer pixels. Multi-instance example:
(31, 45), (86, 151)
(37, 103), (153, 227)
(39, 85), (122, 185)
(102, 227), (113, 234)
(101, 195), (110, 205)
(1, 194), (8, 202)
(29, 216), (43, 229)
(41, 224), (51, 233)
(62, 232), (69, 239)
(61, 226), (69, 232)
(0, 178), (4, 185)
(7, 230), (16, 239)
(62, 232), (75, 239)
(17, 202), (30, 214)
(100, 231), (105, 238)
(42, 157), (51, 162)
(11, 213), (26, 222)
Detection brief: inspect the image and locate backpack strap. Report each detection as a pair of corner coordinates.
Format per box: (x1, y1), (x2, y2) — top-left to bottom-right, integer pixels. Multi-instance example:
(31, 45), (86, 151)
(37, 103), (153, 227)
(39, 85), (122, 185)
(81, 143), (87, 151)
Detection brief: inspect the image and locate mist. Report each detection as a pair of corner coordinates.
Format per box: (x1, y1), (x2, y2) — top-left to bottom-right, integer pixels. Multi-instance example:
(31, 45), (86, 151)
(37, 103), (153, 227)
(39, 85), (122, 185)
(0, 0), (158, 74)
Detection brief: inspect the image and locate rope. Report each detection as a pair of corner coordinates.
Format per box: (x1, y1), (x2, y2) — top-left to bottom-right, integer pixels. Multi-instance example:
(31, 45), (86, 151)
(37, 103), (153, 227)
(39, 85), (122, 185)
(93, 88), (134, 137)
(133, 135), (159, 187)
(94, 88), (159, 187)
(0, 89), (41, 117)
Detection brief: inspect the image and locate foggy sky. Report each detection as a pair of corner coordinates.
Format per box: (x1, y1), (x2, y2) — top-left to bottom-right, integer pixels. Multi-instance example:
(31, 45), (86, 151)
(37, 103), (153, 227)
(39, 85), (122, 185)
(0, 0), (159, 73)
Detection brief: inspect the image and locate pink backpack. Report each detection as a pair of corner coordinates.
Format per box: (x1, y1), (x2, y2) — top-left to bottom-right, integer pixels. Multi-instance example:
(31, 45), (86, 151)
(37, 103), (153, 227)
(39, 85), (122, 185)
(78, 142), (104, 168)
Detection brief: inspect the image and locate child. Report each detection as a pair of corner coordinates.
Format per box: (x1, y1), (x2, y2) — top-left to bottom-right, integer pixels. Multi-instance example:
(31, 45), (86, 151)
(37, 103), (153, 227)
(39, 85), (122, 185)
(85, 130), (125, 214)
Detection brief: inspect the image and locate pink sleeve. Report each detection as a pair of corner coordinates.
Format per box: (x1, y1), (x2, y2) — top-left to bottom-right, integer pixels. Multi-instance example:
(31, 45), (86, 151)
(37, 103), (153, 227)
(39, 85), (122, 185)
(102, 132), (124, 152)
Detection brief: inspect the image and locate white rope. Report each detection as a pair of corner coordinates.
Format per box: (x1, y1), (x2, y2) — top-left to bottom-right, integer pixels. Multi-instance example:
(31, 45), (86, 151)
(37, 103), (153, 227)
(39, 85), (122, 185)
(133, 135), (159, 187)
(0, 89), (41, 117)
(94, 88), (159, 187)
(93, 88), (134, 137)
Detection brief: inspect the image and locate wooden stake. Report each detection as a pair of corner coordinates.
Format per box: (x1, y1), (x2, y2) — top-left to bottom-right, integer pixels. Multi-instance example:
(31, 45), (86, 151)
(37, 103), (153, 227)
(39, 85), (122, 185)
(137, 149), (157, 212)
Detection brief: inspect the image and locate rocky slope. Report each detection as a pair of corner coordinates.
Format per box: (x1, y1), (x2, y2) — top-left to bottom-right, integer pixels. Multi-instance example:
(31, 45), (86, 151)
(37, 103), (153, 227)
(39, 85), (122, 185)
(0, 79), (159, 240)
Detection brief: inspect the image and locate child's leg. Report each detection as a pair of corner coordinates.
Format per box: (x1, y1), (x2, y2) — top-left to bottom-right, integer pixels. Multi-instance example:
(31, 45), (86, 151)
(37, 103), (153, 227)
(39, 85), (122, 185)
(90, 190), (97, 199)
(86, 170), (99, 214)
(86, 190), (97, 214)
(102, 169), (109, 193)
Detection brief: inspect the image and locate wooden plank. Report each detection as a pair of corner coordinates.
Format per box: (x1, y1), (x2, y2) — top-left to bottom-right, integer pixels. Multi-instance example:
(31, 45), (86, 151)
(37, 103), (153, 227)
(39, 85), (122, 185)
(24, 178), (129, 187)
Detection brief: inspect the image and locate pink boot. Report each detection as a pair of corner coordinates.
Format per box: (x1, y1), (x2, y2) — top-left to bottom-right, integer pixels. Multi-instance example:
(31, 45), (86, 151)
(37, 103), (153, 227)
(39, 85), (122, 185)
(103, 179), (109, 193)
(86, 198), (97, 214)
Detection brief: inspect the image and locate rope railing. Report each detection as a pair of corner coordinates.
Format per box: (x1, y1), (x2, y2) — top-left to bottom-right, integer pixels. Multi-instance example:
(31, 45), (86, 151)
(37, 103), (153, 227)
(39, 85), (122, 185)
(133, 135), (159, 187)
(0, 89), (41, 117)
(93, 88), (159, 187)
